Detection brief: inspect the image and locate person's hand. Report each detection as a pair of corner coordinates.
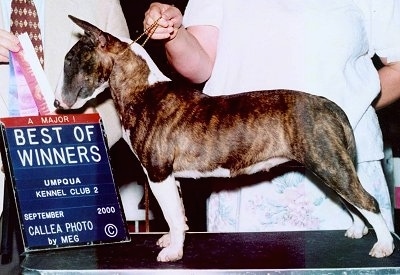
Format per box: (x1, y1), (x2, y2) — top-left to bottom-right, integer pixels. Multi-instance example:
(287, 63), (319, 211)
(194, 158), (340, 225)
(0, 29), (20, 63)
(375, 58), (400, 109)
(143, 2), (183, 40)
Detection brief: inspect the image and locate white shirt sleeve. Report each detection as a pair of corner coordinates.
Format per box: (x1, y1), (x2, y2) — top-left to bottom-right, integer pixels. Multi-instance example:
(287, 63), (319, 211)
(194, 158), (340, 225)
(357, 0), (400, 62)
(182, 0), (223, 29)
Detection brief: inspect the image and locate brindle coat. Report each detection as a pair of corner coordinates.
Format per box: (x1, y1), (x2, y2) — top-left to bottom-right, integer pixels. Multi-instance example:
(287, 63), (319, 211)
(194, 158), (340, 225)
(57, 15), (394, 262)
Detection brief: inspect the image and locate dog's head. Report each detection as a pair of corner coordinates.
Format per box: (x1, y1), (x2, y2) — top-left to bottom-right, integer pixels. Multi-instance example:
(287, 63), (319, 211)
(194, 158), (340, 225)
(55, 15), (126, 110)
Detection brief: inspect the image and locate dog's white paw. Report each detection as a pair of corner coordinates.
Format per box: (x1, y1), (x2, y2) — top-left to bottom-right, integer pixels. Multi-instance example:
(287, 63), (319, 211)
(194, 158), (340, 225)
(157, 245), (183, 262)
(156, 233), (171, 248)
(344, 224), (368, 239)
(369, 241), (394, 258)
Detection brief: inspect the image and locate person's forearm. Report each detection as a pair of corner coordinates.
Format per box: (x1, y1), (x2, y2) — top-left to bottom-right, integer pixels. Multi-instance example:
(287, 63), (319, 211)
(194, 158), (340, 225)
(375, 64), (400, 109)
(164, 27), (214, 84)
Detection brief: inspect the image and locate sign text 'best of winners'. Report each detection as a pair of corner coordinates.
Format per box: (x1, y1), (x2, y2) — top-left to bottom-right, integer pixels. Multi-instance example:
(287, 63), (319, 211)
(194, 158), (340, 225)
(0, 114), (129, 251)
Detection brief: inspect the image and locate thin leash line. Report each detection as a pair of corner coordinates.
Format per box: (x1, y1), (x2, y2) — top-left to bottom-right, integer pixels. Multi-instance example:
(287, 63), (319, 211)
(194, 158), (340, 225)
(120, 16), (162, 55)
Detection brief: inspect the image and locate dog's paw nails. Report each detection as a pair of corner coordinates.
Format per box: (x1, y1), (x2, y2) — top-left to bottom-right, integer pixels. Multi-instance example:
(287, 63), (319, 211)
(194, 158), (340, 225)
(156, 246), (183, 262)
(345, 225), (368, 239)
(369, 242), (394, 258)
(156, 233), (171, 248)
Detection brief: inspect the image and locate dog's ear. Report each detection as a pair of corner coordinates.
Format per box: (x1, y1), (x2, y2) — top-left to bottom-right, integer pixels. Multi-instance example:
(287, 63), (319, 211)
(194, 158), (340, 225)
(68, 15), (108, 48)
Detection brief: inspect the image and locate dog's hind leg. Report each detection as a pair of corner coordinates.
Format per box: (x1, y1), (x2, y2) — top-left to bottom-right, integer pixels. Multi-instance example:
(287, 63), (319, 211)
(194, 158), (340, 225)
(307, 155), (394, 257)
(340, 196), (392, 257)
(325, 176), (393, 257)
(340, 185), (393, 257)
(343, 205), (368, 239)
(148, 175), (188, 262)
(356, 207), (394, 257)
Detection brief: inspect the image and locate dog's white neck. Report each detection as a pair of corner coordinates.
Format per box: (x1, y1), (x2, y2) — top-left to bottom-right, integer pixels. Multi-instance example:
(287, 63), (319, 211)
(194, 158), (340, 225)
(128, 42), (171, 85)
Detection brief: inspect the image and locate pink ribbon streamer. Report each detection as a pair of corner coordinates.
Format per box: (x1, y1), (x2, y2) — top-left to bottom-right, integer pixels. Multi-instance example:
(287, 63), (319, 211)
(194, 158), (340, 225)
(10, 50), (50, 115)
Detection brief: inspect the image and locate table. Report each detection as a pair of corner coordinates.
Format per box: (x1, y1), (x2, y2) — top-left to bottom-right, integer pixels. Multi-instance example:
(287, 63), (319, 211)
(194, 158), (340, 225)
(21, 230), (400, 274)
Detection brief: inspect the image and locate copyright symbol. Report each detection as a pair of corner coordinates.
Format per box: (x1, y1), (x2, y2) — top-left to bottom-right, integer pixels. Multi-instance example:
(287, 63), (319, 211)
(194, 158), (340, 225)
(104, 224), (118, 237)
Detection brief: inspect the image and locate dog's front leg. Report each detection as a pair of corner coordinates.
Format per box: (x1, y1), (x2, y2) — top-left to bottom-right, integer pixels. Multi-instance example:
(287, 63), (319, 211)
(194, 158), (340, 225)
(149, 175), (188, 262)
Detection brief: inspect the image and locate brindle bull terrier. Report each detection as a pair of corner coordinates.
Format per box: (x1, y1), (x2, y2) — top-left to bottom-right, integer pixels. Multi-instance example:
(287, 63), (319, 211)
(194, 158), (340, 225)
(55, 15), (394, 262)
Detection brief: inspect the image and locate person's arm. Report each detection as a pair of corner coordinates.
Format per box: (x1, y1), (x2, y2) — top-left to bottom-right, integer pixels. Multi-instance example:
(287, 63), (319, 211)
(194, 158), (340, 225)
(375, 58), (400, 109)
(0, 29), (20, 63)
(164, 24), (218, 84)
(144, 2), (218, 84)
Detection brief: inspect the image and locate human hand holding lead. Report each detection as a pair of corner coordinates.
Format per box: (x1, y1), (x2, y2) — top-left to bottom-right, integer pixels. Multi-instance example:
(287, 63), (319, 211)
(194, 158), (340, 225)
(143, 2), (183, 41)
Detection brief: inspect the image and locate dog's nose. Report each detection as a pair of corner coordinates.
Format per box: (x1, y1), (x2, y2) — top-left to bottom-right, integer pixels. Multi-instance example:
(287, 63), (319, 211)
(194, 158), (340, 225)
(54, 99), (62, 109)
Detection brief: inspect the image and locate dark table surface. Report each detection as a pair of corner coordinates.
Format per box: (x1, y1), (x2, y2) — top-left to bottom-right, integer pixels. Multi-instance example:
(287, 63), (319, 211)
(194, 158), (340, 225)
(20, 230), (400, 274)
